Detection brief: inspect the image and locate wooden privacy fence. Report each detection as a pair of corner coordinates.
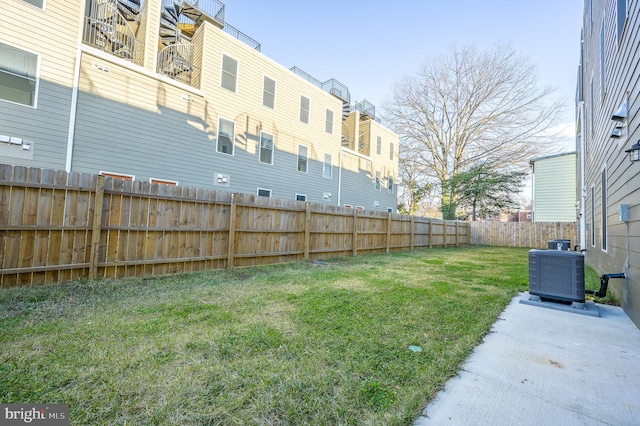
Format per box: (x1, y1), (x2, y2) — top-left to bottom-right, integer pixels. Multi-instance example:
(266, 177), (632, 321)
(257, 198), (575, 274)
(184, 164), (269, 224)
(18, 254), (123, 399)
(470, 221), (578, 249)
(0, 165), (469, 287)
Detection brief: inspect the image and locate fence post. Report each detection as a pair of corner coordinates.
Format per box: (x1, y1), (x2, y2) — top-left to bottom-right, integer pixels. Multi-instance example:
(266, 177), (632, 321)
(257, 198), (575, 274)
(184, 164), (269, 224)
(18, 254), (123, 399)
(444, 220), (448, 248)
(227, 193), (237, 269)
(455, 221), (459, 247)
(428, 218), (433, 249)
(410, 216), (415, 251)
(304, 202), (311, 260)
(386, 212), (392, 253)
(352, 208), (358, 257)
(89, 175), (105, 280)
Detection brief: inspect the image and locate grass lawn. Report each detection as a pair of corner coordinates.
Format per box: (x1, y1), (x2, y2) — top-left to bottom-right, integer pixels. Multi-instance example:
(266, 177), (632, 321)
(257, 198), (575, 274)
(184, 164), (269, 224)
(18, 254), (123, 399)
(0, 246), (606, 425)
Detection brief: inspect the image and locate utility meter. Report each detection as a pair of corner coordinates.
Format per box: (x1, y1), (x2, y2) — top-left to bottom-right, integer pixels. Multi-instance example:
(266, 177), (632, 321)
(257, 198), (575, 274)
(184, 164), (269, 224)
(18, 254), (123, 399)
(618, 204), (630, 222)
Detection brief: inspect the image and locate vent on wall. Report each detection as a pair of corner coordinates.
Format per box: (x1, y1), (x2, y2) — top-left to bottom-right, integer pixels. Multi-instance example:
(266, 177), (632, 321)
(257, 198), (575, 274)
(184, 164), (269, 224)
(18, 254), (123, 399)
(528, 250), (585, 303)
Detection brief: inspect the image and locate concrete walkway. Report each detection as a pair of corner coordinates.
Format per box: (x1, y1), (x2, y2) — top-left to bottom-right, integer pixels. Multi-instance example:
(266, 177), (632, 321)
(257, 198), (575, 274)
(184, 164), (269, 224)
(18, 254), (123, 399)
(415, 294), (640, 426)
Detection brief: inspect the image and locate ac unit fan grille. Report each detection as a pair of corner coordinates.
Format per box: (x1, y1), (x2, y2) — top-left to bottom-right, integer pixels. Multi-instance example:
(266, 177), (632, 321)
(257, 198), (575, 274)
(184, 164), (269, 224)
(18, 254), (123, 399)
(529, 250), (585, 303)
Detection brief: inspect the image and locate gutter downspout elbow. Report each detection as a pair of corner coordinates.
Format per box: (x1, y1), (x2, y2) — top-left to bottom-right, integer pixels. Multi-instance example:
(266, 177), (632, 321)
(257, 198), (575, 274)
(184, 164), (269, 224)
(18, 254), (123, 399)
(65, 47), (82, 172)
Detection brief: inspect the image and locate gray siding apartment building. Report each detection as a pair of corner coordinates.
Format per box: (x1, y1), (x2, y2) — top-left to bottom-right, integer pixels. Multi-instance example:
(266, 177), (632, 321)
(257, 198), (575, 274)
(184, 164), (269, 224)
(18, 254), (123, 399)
(576, 0), (640, 327)
(0, 0), (399, 212)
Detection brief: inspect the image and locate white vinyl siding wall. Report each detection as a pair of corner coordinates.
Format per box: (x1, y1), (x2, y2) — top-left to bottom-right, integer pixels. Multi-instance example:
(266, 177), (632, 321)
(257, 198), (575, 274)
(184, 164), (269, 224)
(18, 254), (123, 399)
(532, 153), (577, 222)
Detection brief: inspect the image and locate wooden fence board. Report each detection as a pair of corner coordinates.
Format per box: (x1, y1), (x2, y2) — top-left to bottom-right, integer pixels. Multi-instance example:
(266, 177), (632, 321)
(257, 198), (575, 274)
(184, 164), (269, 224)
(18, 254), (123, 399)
(1, 164), (472, 285)
(469, 221), (577, 249)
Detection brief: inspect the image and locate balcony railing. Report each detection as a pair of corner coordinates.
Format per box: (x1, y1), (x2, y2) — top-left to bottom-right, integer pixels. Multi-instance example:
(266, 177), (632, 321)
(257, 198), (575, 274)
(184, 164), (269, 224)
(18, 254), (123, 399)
(82, 13), (144, 66)
(321, 78), (351, 104)
(354, 99), (376, 120)
(184, 0), (225, 25)
(223, 23), (261, 51)
(157, 43), (200, 86)
(290, 67), (322, 88)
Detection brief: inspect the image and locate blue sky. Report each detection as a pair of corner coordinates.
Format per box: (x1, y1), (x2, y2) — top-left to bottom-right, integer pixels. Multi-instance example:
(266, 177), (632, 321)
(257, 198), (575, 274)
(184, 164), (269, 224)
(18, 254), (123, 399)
(224, 0), (584, 153)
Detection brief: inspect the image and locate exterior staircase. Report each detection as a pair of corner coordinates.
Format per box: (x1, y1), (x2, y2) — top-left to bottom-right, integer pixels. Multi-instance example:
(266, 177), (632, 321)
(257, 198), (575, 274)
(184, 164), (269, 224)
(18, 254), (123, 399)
(83, 0), (141, 62)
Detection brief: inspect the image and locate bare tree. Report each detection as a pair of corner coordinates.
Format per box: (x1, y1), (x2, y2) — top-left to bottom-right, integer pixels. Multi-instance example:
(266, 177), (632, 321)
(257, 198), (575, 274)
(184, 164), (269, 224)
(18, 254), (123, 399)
(384, 44), (564, 219)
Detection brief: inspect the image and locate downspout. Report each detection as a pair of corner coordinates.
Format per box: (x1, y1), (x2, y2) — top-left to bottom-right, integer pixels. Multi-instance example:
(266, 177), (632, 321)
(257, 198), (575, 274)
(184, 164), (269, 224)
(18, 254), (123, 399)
(337, 147), (344, 207)
(578, 101), (586, 251)
(65, 47), (82, 172)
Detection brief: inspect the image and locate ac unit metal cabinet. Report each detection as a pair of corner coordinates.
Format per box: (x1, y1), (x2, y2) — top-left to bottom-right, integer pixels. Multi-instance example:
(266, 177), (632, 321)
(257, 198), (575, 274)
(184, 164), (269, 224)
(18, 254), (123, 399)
(528, 249), (585, 303)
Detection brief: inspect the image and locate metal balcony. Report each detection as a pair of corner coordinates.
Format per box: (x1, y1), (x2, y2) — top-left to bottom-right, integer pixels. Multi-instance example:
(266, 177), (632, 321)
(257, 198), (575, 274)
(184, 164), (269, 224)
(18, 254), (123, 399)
(82, 0), (144, 65)
(354, 99), (376, 121)
(223, 23), (261, 51)
(321, 78), (351, 104)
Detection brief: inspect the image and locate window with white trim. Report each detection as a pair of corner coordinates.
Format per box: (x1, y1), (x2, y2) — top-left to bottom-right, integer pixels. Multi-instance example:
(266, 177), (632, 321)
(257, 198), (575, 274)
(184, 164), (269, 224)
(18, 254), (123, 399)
(100, 171), (134, 181)
(150, 178), (178, 186)
(389, 142), (395, 160)
(601, 168), (607, 250)
(21, 0), (44, 8)
(325, 109), (333, 134)
(217, 117), (235, 155)
(259, 131), (274, 164)
(0, 42), (39, 107)
(617, 0), (628, 43)
(388, 175), (394, 194)
(263, 76), (275, 108)
(591, 186), (596, 247)
(323, 153), (332, 179)
(590, 77), (594, 137)
(600, 21), (606, 98)
(299, 95), (310, 124)
(376, 136), (382, 155)
(375, 171), (381, 190)
(295, 194), (307, 201)
(297, 145), (308, 173)
(221, 54), (238, 92)
(257, 188), (271, 197)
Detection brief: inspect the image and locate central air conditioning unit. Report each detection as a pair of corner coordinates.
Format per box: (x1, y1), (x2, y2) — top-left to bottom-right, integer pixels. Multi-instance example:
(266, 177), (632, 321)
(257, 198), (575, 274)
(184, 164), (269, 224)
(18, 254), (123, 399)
(528, 249), (585, 303)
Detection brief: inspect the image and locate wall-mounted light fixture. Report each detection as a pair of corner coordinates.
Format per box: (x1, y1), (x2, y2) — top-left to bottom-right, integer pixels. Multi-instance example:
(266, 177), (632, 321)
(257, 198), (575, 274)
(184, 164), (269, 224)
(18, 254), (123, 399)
(611, 99), (628, 122)
(625, 141), (640, 163)
(611, 122), (624, 138)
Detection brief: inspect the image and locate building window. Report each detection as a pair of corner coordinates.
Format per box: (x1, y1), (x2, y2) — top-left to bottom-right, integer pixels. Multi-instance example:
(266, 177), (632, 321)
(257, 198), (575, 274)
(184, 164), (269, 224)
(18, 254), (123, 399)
(601, 168), (607, 250)
(259, 131), (274, 164)
(376, 136), (382, 155)
(297, 145), (308, 173)
(296, 194), (307, 201)
(388, 175), (394, 194)
(0, 42), (39, 107)
(217, 117), (235, 155)
(221, 54), (238, 92)
(299, 95), (310, 124)
(343, 204), (353, 209)
(263, 76), (275, 108)
(591, 186), (595, 247)
(100, 171), (134, 181)
(325, 109), (333, 134)
(600, 21), (606, 98)
(21, 0), (44, 8)
(617, 0), (628, 43)
(323, 153), (332, 179)
(389, 142), (395, 160)
(590, 77), (594, 137)
(257, 188), (271, 197)
(150, 178), (178, 186)
(375, 171), (381, 190)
